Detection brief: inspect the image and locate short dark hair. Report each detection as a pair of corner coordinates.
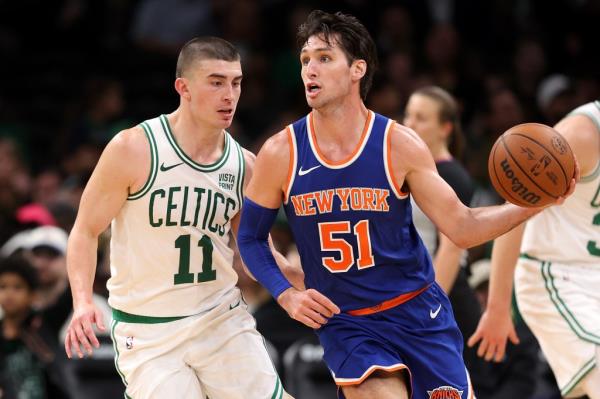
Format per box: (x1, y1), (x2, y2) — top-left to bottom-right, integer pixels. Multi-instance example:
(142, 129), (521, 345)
(413, 86), (465, 159)
(176, 36), (241, 78)
(0, 256), (39, 291)
(297, 10), (378, 100)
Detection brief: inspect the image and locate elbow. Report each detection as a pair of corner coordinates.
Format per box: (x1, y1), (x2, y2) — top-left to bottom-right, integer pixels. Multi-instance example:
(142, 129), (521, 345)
(446, 231), (470, 249)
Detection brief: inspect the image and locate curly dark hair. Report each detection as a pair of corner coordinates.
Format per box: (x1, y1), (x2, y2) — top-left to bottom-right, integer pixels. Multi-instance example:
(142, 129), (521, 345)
(0, 256), (39, 291)
(297, 10), (378, 100)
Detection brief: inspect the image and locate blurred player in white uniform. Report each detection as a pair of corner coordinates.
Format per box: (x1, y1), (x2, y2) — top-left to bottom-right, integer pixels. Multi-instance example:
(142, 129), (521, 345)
(63, 36), (298, 399)
(470, 101), (600, 398)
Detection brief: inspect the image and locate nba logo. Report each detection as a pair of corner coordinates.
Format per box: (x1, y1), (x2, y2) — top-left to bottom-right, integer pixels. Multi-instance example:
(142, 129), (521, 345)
(126, 336), (134, 350)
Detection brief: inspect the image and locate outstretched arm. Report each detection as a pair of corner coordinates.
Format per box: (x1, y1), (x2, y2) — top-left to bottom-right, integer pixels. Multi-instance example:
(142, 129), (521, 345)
(238, 130), (339, 328)
(390, 123), (576, 248)
(467, 223), (524, 361)
(65, 127), (148, 358)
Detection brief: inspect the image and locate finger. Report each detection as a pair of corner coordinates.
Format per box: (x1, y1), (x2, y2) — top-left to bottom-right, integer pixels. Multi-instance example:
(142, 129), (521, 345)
(484, 344), (496, 362)
(308, 290), (340, 314)
(74, 324), (93, 357)
(82, 320), (100, 349)
(476, 339), (489, 358)
(65, 331), (73, 359)
(296, 314), (321, 329)
(467, 330), (481, 348)
(307, 299), (336, 319)
(70, 329), (84, 359)
(304, 308), (329, 326)
(508, 328), (520, 345)
(494, 344), (506, 362)
(95, 310), (107, 332)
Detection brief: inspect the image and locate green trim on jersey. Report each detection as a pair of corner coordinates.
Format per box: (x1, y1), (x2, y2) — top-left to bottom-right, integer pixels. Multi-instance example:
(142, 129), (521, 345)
(235, 141), (245, 206)
(159, 114), (231, 172)
(519, 253), (541, 261)
(110, 320), (129, 389)
(560, 357), (596, 396)
(568, 102), (600, 182)
(128, 122), (159, 200)
(270, 376), (283, 399)
(541, 262), (600, 343)
(112, 308), (188, 324)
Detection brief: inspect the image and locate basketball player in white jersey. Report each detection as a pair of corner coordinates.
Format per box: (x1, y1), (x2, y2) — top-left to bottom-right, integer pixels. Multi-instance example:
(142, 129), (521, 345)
(469, 101), (600, 398)
(63, 37), (298, 399)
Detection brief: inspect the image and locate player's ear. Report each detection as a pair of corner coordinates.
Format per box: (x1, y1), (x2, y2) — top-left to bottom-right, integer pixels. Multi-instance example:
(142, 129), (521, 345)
(351, 59), (367, 82)
(175, 78), (191, 101)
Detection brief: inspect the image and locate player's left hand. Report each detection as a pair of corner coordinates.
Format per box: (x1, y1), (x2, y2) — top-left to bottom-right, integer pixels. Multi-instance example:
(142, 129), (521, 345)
(467, 308), (519, 362)
(277, 287), (340, 329)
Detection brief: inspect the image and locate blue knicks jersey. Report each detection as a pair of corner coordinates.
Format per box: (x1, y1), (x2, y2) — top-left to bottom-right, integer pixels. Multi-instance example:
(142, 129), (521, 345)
(283, 111), (434, 311)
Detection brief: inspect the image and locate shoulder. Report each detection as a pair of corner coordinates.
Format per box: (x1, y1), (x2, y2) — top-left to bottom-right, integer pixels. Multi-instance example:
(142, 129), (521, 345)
(108, 125), (149, 159)
(257, 128), (292, 164)
(388, 122), (433, 168)
(99, 125), (151, 186)
(555, 112), (600, 176)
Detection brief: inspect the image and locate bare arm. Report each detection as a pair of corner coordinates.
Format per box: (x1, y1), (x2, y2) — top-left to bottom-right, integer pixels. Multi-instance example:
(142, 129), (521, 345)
(467, 223), (524, 361)
(433, 232), (465, 293)
(244, 131), (339, 328)
(230, 148), (305, 289)
(390, 124), (556, 248)
(467, 112), (596, 361)
(65, 127), (149, 358)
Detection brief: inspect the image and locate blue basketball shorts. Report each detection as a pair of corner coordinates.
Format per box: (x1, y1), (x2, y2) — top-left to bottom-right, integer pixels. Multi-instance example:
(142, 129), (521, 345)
(315, 283), (474, 399)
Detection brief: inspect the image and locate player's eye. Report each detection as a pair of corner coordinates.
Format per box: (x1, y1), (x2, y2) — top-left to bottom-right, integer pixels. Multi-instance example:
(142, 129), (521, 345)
(320, 55), (330, 62)
(301, 57), (309, 66)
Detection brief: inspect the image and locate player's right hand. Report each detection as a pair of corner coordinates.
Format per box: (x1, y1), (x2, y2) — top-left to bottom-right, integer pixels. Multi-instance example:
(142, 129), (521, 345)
(64, 302), (107, 359)
(277, 287), (340, 329)
(467, 308), (519, 362)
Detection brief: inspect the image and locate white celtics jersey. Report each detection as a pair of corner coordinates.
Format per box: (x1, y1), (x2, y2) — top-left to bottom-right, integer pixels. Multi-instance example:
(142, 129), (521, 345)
(107, 115), (245, 317)
(521, 101), (600, 264)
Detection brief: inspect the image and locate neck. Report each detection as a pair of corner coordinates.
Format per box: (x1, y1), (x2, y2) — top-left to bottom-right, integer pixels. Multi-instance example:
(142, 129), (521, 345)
(2, 313), (28, 339)
(312, 99), (369, 142)
(167, 109), (225, 163)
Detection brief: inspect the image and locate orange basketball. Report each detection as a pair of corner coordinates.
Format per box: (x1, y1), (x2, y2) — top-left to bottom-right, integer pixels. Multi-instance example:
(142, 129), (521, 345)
(488, 123), (575, 207)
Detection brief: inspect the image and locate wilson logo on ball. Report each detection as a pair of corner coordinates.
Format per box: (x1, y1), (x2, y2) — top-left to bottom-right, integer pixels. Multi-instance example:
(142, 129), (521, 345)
(500, 159), (541, 205)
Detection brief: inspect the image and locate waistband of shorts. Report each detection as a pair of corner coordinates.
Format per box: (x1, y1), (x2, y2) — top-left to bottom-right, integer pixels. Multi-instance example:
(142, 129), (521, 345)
(346, 284), (430, 316)
(519, 252), (542, 262)
(111, 308), (189, 324)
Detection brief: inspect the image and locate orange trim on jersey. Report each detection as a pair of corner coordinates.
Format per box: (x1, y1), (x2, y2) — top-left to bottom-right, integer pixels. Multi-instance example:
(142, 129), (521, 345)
(309, 110), (373, 166)
(346, 284), (430, 316)
(335, 364), (409, 386)
(385, 122), (409, 197)
(283, 126), (295, 203)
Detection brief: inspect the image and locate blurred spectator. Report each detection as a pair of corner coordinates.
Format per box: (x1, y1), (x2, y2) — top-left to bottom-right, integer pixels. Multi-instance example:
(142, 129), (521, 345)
(62, 77), (130, 153)
(131, 0), (218, 55)
(0, 256), (71, 398)
(536, 74), (576, 126)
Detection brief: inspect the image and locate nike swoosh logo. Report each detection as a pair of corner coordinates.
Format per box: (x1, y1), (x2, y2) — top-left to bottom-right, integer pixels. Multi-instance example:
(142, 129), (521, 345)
(298, 165), (321, 176)
(229, 300), (241, 310)
(430, 304), (442, 319)
(160, 162), (183, 172)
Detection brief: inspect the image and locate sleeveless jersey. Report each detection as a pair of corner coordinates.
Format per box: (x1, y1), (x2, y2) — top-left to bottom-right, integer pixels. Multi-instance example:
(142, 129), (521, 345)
(283, 111), (434, 311)
(108, 115), (245, 317)
(521, 101), (600, 264)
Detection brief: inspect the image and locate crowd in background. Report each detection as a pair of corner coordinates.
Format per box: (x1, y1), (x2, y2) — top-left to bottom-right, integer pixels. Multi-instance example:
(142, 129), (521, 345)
(0, 0), (599, 398)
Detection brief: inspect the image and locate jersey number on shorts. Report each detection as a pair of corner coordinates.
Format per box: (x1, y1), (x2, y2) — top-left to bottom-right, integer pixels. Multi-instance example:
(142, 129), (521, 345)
(318, 219), (375, 272)
(173, 234), (216, 284)
(587, 212), (600, 257)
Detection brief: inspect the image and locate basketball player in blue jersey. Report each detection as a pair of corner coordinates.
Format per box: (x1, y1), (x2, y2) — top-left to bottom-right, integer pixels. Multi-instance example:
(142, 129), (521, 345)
(63, 37), (298, 399)
(237, 10), (576, 399)
(469, 101), (600, 399)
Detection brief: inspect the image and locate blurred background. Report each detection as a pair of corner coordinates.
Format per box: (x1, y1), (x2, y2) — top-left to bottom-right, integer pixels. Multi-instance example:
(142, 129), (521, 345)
(0, 0), (598, 398)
